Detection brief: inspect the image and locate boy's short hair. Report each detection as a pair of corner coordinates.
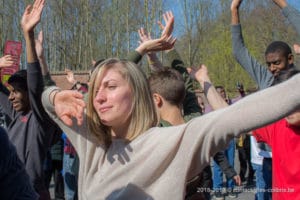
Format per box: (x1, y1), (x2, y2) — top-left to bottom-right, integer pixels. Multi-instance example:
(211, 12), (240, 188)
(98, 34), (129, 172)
(265, 41), (292, 58)
(8, 70), (28, 91)
(148, 67), (185, 107)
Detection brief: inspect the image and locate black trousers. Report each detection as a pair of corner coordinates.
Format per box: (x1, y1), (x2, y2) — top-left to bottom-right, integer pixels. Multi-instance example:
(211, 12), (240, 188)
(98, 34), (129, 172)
(45, 159), (65, 200)
(237, 136), (254, 183)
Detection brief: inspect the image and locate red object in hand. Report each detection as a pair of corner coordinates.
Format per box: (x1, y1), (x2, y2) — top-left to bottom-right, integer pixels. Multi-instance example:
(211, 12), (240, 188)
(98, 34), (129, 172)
(0, 40), (22, 86)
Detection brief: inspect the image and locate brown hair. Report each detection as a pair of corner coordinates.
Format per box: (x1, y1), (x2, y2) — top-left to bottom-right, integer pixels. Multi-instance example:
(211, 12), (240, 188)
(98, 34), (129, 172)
(148, 67), (185, 107)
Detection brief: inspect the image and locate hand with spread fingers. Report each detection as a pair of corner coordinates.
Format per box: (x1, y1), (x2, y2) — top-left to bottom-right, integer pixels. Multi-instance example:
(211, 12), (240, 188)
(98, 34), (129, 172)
(138, 27), (152, 44)
(53, 90), (86, 126)
(135, 28), (176, 55)
(158, 11), (174, 38)
(21, 0), (45, 33)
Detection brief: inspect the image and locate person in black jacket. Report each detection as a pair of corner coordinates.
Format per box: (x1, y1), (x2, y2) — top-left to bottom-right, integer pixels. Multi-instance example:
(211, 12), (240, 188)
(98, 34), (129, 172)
(0, 0), (59, 199)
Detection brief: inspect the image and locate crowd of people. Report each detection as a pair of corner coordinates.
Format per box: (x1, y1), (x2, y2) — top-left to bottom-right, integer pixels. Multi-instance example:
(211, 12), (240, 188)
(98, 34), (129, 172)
(0, 0), (300, 200)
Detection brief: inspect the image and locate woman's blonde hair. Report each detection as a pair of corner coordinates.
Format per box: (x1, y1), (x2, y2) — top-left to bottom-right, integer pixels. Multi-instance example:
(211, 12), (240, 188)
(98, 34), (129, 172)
(87, 58), (158, 148)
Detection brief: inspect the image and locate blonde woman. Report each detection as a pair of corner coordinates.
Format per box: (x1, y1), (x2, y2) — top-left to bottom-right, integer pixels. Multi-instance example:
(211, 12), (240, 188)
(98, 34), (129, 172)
(43, 57), (300, 200)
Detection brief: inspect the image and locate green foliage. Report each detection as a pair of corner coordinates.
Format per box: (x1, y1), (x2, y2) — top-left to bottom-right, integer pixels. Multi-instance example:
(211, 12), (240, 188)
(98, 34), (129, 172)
(175, 1), (299, 97)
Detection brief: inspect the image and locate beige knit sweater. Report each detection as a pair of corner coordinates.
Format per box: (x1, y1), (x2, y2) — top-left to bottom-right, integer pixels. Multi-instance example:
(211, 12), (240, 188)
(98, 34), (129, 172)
(42, 74), (300, 200)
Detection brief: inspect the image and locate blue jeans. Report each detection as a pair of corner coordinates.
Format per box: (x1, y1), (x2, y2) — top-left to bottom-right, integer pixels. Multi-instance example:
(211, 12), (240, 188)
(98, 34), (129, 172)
(213, 139), (235, 191)
(63, 153), (79, 200)
(252, 163), (265, 200)
(252, 162), (272, 200)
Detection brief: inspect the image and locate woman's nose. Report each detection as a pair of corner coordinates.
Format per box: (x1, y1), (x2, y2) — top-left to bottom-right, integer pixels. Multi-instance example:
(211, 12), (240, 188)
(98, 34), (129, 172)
(95, 90), (106, 103)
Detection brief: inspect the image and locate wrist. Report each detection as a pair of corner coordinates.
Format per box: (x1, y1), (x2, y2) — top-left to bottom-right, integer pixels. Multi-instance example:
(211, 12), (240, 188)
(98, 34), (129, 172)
(135, 44), (147, 56)
(203, 81), (212, 97)
(198, 78), (211, 86)
(50, 89), (61, 106)
(231, 12), (240, 24)
(23, 30), (34, 40)
(230, 7), (238, 12)
(38, 54), (45, 60)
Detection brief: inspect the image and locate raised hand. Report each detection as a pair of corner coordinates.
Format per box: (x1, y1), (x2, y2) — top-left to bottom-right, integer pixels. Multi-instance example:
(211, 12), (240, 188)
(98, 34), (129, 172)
(35, 30), (44, 59)
(294, 44), (300, 55)
(138, 35), (176, 54)
(135, 11), (176, 55)
(231, 0), (243, 25)
(138, 27), (176, 51)
(187, 64), (211, 85)
(138, 28), (152, 43)
(188, 64), (228, 110)
(53, 90), (85, 126)
(272, 0), (287, 9)
(157, 11), (174, 38)
(65, 68), (77, 84)
(21, 0), (45, 33)
(0, 55), (18, 68)
(231, 0), (243, 11)
(138, 28), (163, 70)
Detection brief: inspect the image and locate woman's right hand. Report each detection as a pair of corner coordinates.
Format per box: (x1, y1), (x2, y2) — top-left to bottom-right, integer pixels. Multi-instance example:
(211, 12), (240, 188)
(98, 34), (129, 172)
(53, 90), (86, 126)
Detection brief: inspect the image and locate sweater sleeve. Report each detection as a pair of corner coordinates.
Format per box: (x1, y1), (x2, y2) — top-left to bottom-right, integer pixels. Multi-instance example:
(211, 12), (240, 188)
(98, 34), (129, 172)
(184, 73), (300, 179)
(42, 72), (56, 89)
(27, 62), (47, 125)
(282, 4), (300, 36)
(127, 51), (143, 64)
(231, 24), (274, 89)
(27, 62), (60, 140)
(41, 86), (98, 159)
